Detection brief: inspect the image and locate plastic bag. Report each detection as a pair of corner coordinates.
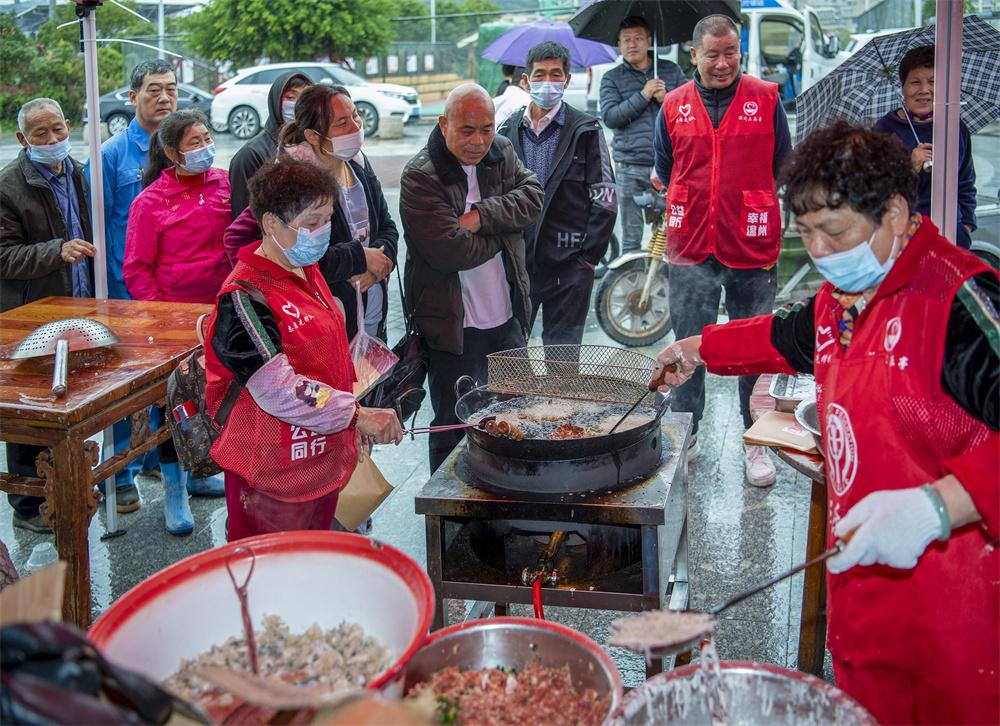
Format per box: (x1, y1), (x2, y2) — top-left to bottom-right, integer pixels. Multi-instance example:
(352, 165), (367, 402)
(349, 281), (398, 399)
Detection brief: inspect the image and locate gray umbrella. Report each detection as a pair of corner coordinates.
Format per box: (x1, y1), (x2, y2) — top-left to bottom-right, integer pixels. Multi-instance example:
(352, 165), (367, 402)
(794, 15), (1000, 144)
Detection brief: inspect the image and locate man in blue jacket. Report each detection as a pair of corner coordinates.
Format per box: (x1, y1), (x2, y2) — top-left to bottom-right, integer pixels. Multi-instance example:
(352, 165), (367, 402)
(86, 60), (180, 512)
(499, 41), (617, 346)
(600, 16), (685, 254)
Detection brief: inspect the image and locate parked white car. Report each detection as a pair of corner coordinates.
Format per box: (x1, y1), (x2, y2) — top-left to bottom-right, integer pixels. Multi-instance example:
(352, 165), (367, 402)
(212, 61), (421, 139)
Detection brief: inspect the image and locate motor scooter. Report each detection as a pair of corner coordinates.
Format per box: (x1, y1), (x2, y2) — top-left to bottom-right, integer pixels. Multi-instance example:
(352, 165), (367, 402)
(594, 176), (671, 346)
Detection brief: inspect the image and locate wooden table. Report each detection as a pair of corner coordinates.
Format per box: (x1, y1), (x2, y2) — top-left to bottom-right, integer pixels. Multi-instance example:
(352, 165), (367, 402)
(0, 297), (209, 627)
(749, 374), (828, 676)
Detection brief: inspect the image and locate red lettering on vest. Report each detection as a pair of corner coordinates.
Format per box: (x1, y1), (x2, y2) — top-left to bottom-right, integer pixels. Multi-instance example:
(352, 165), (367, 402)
(663, 76), (781, 268)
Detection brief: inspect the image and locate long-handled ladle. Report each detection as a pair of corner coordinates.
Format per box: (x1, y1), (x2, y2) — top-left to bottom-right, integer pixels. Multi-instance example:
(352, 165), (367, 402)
(610, 538), (852, 657)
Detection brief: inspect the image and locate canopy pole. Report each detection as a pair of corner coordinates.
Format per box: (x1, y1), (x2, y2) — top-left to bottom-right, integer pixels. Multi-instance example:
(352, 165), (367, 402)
(930, 0), (962, 244)
(81, 5), (108, 298)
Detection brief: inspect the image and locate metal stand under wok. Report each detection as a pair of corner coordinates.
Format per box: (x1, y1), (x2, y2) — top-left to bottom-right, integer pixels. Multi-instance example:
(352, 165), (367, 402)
(416, 412), (693, 679)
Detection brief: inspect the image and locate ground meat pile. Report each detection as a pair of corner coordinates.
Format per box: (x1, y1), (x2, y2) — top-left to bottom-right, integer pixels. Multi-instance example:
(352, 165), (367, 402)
(163, 614), (390, 718)
(411, 661), (610, 726)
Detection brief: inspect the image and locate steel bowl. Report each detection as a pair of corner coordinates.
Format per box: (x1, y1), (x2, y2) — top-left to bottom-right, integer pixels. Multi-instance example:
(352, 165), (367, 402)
(616, 661), (875, 725)
(795, 398), (822, 440)
(403, 617), (622, 721)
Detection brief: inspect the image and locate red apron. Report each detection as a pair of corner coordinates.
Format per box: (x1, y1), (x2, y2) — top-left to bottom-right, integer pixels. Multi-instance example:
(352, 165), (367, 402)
(204, 242), (358, 503)
(812, 220), (998, 723)
(662, 75), (781, 268)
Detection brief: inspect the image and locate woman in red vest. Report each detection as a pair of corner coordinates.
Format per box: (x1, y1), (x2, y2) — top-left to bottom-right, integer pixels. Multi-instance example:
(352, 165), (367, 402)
(655, 121), (998, 724)
(203, 158), (402, 541)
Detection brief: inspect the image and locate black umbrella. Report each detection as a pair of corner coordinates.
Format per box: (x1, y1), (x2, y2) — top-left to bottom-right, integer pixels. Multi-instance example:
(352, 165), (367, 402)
(569, 0), (740, 78)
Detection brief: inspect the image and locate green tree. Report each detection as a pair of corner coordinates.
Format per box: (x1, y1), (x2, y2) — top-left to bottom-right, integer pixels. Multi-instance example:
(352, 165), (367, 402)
(0, 10), (124, 126)
(392, 0), (431, 43)
(436, 0), (500, 43)
(185, 0), (399, 67)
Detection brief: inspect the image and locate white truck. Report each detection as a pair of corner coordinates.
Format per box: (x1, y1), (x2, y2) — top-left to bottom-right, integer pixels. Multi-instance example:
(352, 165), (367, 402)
(587, 0), (848, 113)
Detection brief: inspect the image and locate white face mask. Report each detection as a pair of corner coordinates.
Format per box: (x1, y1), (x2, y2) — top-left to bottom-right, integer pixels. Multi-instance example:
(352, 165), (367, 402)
(323, 127), (364, 161)
(281, 100), (296, 122)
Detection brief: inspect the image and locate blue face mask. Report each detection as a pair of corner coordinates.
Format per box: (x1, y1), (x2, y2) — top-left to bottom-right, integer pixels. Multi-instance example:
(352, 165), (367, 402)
(180, 143), (216, 174)
(273, 220), (332, 268)
(809, 228), (897, 293)
(529, 81), (565, 110)
(281, 100), (296, 122)
(29, 137), (71, 165)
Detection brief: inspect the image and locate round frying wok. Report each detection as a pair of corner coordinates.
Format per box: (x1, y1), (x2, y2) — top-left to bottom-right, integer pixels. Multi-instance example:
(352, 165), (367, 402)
(454, 376), (671, 461)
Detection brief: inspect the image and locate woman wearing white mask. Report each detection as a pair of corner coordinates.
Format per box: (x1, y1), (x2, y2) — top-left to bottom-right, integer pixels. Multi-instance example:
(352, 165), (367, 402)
(277, 84), (398, 341)
(204, 158), (403, 540)
(654, 121), (998, 724)
(123, 109), (232, 535)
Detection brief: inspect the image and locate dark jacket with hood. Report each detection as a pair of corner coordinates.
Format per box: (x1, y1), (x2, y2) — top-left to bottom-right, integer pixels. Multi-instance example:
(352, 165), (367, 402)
(0, 150), (93, 312)
(222, 153), (395, 341)
(228, 71), (312, 220)
(400, 127), (543, 355)
(498, 102), (617, 275)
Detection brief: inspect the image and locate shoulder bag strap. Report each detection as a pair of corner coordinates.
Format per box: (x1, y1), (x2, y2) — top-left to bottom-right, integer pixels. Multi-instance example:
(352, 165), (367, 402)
(213, 281), (271, 428)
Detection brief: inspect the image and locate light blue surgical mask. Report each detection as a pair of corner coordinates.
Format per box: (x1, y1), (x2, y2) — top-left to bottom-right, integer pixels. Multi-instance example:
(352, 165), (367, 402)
(273, 220), (332, 268)
(281, 100), (296, 122)
(529, 81), (565, 110)
(180, 143), (216, 174)
(809, 228), (897, 293)
(29, 137), (72, 165)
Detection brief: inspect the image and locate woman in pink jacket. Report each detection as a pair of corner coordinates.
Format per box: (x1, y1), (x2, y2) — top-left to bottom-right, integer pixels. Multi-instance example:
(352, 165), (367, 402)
(124, 109), (231, 304)
(123, 109), (229, 535)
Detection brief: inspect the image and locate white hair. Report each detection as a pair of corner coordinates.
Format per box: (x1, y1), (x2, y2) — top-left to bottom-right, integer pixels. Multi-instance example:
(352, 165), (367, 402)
(17, 98), (65, 134)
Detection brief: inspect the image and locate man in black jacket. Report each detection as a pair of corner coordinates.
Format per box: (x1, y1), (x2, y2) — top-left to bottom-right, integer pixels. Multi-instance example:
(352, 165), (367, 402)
(600, 16), (685, 254)
(228, 71), (311, 220)
(400, 84), (543, 470)
(498, 41), (617, 347)
(0, 97), (95, 532)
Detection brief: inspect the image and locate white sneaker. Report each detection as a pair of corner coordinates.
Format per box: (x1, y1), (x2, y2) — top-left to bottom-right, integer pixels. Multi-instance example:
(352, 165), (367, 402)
(744, 445), (776, 487)
(686, 435), (700, 462)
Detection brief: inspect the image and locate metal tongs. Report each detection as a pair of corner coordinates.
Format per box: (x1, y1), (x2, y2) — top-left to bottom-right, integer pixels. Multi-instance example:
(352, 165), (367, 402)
(225, 546), (259, 675)
(402, 415), (496, 439)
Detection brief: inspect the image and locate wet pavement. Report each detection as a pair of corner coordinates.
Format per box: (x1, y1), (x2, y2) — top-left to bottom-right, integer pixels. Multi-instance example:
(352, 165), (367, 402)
(0, 130), (834, 688)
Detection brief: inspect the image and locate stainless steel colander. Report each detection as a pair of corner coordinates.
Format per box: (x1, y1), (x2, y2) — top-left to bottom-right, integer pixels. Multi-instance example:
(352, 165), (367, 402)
(11, 318), (119, 397)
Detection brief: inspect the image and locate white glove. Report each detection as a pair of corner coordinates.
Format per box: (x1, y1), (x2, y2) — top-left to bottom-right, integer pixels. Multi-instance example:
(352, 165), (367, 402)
(827, 487), (944, 574)
(654, 338), (703, 391)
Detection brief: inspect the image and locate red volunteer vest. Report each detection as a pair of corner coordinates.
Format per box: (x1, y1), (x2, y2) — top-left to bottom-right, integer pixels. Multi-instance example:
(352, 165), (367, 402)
(205, 243), (358, 503)
(813, 219), (998, 695)
(662, 75), (780, 268)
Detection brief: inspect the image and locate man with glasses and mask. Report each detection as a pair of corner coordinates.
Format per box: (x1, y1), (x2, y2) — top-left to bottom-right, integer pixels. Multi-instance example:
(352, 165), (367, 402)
(498, 41), (617, 348)
(653, 14), (792, 486)
(600, 16), (684, 255)
(86, 60), (185, 513)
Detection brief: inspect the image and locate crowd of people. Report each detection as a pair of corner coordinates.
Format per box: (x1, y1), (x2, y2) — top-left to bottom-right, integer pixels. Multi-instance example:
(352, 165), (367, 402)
(1, 11), (996, 723)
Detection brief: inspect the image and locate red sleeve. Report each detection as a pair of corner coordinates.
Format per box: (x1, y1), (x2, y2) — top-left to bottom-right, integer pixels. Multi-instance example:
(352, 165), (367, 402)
(224, 206), (261, 268)
(942, 433), (1000, 538)
(701, 314), (798, 376)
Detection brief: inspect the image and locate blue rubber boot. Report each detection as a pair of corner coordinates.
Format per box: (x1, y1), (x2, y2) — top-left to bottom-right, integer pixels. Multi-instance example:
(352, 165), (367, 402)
(161, 463), (194, 536)
(187, 473), (224, 497)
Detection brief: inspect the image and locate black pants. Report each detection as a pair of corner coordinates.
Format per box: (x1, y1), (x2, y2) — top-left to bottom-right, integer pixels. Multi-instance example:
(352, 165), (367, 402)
(616, 162), (653, 253)
(427, 318), (525, 471)
(668, 256), (777, 434)
(529, 261), (594, 347)
(5, 444), (45, 517)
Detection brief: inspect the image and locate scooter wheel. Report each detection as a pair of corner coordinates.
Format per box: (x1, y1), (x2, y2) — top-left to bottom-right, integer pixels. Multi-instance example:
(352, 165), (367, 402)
(594, 258), (672, 347)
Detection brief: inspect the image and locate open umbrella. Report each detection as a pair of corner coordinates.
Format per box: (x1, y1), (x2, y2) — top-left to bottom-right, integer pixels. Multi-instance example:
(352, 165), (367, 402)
(482, 19), (618, 68)
(794, 15), (1000, 144)
(569, 0), (740, 77)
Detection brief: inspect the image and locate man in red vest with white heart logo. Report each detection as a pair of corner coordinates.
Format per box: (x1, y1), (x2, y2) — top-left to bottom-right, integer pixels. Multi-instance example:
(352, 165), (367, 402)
(653, 14), (792, 486)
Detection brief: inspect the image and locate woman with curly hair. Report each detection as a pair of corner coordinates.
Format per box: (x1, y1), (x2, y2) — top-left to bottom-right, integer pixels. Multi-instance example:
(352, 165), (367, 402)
(654, 121), (998, 724)
(204, 158), (403, 541)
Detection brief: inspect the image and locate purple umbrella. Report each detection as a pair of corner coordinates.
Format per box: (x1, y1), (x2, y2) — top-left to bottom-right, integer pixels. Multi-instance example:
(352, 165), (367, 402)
(482, 19), (619, 68)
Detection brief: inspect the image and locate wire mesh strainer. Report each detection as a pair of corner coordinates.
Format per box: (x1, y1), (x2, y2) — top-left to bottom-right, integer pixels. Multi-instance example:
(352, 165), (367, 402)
(486, 344), (658, 405)
(11, 318), (119, 397)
